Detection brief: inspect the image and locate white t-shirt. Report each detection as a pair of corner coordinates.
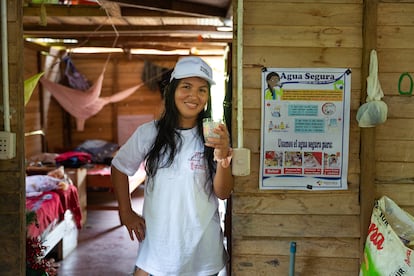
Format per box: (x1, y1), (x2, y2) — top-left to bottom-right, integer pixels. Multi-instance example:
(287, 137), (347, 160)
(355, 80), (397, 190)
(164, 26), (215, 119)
(112, 121), (227, 276)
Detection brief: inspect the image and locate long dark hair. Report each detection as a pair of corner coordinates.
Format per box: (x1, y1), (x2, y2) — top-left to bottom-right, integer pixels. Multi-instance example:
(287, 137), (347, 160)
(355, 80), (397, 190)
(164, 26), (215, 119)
(144, 78), (216, 193)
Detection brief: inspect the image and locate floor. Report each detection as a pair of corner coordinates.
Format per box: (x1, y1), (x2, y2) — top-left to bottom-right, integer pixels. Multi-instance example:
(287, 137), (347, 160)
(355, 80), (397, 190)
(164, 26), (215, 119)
(56, 187), (144, 276)
(55, 186), (228, 276)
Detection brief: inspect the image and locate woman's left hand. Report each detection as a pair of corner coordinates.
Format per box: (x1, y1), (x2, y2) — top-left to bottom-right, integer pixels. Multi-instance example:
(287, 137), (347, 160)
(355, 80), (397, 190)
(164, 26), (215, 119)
(204, 123), (230, 159)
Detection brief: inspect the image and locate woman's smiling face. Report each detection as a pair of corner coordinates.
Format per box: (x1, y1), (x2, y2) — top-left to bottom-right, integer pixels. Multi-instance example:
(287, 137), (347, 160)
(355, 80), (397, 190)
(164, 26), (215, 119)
(174, 77), (210, 128)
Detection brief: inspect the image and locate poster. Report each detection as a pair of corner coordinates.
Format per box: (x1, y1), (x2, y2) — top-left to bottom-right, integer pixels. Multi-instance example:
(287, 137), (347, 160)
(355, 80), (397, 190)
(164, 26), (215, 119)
(260, 68), (351, 190)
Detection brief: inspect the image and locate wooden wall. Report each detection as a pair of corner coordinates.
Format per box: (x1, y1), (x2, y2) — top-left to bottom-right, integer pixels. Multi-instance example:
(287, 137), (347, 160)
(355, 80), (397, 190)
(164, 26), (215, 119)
(24, 46), (44, 158)
(67, 55), (167, 148)
(24, 50), (175, 157)
(375, 2), (414, 214)
(231, 0), (414, 275)
(0, 1), (26, 275)
(232, 0), (362, 275)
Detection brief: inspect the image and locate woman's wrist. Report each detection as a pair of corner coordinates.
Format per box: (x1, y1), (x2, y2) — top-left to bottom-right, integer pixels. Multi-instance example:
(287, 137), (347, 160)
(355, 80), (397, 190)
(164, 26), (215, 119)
(214, 148), (233, 168)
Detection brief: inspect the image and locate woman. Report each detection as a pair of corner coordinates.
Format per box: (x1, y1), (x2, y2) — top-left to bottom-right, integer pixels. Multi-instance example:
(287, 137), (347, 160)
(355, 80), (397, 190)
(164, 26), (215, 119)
(111, 56), (234, 276)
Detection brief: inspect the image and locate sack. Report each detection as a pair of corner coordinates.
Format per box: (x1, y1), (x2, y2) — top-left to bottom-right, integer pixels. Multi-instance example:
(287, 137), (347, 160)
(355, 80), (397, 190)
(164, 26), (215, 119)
(55, 151), (92, 168)
(360, 196), (414, 275)
(63, 57), (91, 91)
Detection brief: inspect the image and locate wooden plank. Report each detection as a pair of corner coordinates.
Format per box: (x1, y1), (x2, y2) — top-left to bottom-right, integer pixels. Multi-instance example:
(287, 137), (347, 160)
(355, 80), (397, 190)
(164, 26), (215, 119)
(23, 5), (107, 17)
(379, 49), (414, 72)
(232, 255), (359, 275)
(376, 140), (414, 162)
(242, 108), (260, 130)
(232, 237), (360, 258)
(233, 172), (360, 194)
(25, 136), (43, 158)
(244, 3), (362, 26)
(376, 161), (414, 181)
(242, 129), (261, 153)
(232, 214), (360, 237)
(244, 26), (362, 48)
(376, 118), (414, 140)
(379, 72), (414, 96)
(243, 48), (363, 70)
(232, 193), (360, 215)
(378, 26), (414, 48)
(378, 2), (414, 25)
(383, 96), (414, 118)
(376, 183), (414, 206)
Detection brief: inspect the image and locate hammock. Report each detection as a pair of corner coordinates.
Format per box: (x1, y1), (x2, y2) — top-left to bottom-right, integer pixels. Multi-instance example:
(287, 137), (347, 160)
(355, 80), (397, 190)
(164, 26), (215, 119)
(40, 69), (144, 131)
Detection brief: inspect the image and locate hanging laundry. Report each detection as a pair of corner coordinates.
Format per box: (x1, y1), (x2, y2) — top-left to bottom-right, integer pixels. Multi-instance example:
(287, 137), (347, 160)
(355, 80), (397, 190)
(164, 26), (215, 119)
(61, 56), (91, 91)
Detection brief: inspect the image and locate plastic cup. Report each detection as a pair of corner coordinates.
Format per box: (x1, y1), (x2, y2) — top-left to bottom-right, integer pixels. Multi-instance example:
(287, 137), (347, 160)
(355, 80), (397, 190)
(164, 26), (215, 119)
(203, 118), (221, 139)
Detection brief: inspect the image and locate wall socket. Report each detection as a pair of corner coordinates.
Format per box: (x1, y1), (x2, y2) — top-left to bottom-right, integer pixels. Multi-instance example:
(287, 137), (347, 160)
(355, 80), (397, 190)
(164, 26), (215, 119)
(0, 131), (16, 160)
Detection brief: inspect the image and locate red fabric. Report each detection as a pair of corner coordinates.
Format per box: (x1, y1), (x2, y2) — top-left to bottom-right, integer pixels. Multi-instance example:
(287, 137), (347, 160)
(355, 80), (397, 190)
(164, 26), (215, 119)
(27, 192), (63, 237)
(26, 185), (82, 238)
(55, 151), (92, 166)
(54, 185), (83, 230)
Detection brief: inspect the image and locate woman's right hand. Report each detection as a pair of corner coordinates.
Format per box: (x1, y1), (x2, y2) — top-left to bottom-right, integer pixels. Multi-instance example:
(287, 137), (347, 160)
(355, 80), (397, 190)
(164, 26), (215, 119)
(119, 209), (146, 242)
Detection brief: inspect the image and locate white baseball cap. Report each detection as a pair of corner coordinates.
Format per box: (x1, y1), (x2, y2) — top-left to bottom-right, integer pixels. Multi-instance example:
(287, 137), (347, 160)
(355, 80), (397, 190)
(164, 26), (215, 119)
(170, 56), (215, 85)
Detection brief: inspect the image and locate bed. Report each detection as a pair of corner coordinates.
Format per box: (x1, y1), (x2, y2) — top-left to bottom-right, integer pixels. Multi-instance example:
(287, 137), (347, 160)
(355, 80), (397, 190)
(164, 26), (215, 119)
(82, 115), (151, 190)
(26, 170), (83, 259)
(86, 162), (146, 193)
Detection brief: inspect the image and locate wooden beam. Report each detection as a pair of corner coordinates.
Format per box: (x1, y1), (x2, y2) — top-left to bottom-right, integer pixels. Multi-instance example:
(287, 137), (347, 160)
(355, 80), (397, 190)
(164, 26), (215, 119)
(24, 36), (229, 51)
(23, 5), (107, 16)
(115, 0), (229, 18)
(23, 24), (228, 34)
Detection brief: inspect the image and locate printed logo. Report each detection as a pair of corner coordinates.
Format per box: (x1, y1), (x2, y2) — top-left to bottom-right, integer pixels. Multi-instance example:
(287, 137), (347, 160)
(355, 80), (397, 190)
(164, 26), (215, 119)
(200, 66), (211, 78)
(189, 152), (206, 171)
(367, 222), (384, 250)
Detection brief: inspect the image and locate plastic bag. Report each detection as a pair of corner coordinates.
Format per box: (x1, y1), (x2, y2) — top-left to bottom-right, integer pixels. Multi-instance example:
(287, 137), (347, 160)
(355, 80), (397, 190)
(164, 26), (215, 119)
(360, 196), (414, 275)
(356, 50), (388, 127)
(356, 101), (388, 128)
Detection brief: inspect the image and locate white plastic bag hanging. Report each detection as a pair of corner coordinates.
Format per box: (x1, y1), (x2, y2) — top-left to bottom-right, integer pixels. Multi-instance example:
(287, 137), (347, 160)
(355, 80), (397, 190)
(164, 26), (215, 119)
(356, 49), (388, 127)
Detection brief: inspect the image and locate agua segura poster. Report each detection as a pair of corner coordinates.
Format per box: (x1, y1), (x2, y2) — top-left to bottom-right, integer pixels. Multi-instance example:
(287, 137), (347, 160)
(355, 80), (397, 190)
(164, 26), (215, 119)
(260, 67), (351, 190)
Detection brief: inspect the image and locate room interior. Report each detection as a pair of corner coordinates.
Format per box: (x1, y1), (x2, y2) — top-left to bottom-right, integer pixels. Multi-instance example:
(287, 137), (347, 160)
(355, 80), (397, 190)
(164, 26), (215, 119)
(22, 1), (233, 274)
(2, 0), (413, 274)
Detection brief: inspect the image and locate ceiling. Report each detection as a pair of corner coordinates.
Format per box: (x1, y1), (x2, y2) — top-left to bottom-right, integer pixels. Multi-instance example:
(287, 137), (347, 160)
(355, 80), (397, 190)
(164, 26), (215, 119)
(23, 0), (233, 55)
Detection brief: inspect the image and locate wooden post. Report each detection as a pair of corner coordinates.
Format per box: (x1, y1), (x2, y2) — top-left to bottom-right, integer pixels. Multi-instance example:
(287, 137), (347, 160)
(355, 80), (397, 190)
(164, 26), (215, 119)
(359, 0), (378, 256)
